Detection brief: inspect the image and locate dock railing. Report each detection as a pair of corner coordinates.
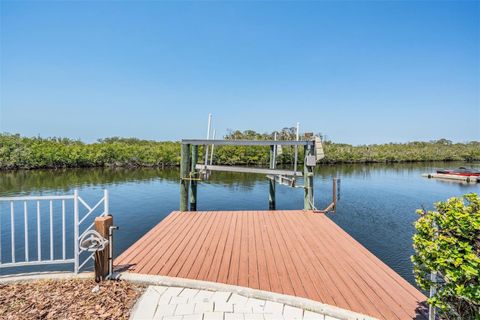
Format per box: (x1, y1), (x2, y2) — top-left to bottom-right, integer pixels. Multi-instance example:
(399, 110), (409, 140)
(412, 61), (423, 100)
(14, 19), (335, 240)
(0, 190), (109, 274)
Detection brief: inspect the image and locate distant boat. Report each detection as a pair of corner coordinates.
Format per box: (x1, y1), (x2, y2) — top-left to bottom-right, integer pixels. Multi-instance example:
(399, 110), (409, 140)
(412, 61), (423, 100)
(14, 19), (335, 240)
(436, 167), (480, 176)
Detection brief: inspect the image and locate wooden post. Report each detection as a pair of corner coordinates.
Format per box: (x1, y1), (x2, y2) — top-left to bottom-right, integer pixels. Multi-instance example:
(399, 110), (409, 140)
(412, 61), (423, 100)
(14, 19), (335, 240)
(190, 145), (198, 211)
(304, 144), (315, 210)
(94, 215), (112, 280)
(180, 143), (191, 211)
(269, 145), (276, 210)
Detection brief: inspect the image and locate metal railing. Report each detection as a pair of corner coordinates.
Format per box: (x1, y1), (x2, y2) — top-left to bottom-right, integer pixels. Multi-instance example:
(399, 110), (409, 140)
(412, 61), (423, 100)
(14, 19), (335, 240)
(0, 190), (109, 274)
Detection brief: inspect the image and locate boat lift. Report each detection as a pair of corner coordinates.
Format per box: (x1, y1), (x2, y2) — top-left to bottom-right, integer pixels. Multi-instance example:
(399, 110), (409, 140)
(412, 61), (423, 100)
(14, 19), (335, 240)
(179, 116), (339, 212)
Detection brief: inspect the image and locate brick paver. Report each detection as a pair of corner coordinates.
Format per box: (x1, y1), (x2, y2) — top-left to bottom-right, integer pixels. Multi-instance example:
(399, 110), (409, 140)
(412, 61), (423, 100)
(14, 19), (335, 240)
(131, 286), (342, 320)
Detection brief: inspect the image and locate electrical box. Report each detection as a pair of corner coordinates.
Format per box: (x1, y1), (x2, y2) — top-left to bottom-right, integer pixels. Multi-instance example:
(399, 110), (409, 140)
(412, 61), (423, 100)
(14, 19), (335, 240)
(306, 155), (317, 166)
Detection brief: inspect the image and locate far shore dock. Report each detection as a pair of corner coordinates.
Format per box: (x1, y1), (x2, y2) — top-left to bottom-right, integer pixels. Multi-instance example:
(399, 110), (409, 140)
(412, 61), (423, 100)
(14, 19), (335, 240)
(422, 172), (480, 183)
(115, 210), (427, 320)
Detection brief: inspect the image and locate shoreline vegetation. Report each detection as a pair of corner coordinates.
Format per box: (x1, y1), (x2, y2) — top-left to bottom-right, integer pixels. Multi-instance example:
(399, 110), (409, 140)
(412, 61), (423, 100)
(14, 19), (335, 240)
(1, 130), (479, 170)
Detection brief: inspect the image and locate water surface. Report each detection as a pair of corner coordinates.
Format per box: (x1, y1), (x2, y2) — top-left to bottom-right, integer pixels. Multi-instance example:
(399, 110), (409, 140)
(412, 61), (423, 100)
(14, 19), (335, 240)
(1, 162), (479, 285)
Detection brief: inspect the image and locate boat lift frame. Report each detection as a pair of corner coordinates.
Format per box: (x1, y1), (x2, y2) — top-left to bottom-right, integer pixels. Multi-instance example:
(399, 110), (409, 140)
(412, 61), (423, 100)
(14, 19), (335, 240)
(179, 139), (320, 211)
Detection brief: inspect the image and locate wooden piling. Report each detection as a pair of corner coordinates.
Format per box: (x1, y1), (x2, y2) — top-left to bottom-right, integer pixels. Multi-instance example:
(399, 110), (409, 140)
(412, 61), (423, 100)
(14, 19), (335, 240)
(304, 144), (315, 210)
(190, 145), (198, 211)
(94, 215), (112, 280)
(180, 143), (191, 211)
(269, 145), (276, 210)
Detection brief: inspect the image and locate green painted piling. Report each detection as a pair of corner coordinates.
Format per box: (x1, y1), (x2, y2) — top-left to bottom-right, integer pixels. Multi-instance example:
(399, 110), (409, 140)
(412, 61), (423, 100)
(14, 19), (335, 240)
(304, 144), (315, 210)
(180, 143), (191, 211)
(190, 145), (198, 211)
(269, 145), (276, 210)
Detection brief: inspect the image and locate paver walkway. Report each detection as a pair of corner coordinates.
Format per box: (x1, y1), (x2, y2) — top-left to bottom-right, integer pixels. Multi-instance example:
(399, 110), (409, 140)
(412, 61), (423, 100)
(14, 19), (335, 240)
(131, 286), (345, 320)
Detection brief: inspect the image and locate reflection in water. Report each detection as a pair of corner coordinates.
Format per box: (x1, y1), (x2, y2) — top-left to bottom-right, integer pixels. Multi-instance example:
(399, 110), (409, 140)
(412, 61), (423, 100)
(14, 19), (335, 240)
(2, 162), (477, 195)
(0, 162), (479, 285)
(0, 168), (178, 195)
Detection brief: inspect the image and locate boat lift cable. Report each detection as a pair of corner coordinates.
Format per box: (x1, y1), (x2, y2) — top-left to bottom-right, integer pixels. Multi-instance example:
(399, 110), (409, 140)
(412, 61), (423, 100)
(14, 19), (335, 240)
(305, 177), (341, 213)
(179, 117), (333, 212)
(308, 195), (337, 214)
(308, 197), (318, 212)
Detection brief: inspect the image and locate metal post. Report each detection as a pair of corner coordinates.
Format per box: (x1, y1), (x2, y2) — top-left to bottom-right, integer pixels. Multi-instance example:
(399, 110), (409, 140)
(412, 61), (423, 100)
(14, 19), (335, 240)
(107, 225), (119, 279)
(104, 189), (109, 216)
(269, 145), (276, 210)
(429, 221), (438, 320)
(210, 129), (216, 165)
(190, 145), (198, 211)
(429, 271), (437, 320)
(304, 144), (315, 210)
(273, 132), (278, 166)
(24, 201), (29, 262)
(10, 202), (15, 263)
(49, 201), (53, 260)
(293, 122), (299, 173)
(73, 190), (79, 274)
(36, 201), (40, 261)
(180, 143), (191, 211)
(0, 203), (2, 263)
(204, 113), (212, 169)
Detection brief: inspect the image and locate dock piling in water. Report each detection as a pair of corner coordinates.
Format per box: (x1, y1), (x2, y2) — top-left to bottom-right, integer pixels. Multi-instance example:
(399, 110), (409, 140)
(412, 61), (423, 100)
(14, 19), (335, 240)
(179, 138), (320, 211)
(304, 144), (315, 210)
(180, 143), (191, 211)
(190, 145), (198, 211)
(269, 145), (276, 210)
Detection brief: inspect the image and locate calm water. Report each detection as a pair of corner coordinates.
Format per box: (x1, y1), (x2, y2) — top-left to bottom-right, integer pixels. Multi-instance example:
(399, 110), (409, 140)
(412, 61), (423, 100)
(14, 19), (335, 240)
(1, 162), (479, 286)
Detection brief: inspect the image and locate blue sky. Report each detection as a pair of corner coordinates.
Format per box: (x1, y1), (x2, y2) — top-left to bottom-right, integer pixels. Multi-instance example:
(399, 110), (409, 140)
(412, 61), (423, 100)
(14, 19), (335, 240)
(0, 1), (478, 144)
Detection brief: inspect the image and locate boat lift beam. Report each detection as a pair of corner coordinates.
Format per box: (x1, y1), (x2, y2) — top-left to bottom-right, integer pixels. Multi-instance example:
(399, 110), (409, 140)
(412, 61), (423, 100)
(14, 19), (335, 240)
(180, 138), (318, 212)
(195, 164), (303, 177)
(182, 139), (315, 146)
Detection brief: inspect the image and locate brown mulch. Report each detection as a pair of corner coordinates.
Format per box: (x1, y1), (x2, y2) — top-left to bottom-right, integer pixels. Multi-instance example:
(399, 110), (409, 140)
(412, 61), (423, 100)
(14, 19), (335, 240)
(0, 279), (145, 320)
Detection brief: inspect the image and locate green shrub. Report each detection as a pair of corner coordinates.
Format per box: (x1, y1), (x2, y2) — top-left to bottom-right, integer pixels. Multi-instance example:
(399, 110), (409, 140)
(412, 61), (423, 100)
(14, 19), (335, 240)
(0, 132), (479, 170)
(412, 193), (480, 319)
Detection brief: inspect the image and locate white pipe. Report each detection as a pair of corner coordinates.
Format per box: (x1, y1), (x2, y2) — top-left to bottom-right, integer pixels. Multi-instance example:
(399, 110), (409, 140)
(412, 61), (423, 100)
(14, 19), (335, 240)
(107, 225), (119, 280)
(429, 222), (439, 320)
(210, 129), (216, 165)
(24, 201), (29, 262)
(293, 122), (299, 172)
(49, 201), (53, 261)
(36, 201), (41, 261)
(204, 113), (212, 168)
(273, 132), (277, 169)
(73, 190), (79, 274)
(62, 200), (65, 260)
(10, 202), (15, 263)
(104, 189), (109, 216)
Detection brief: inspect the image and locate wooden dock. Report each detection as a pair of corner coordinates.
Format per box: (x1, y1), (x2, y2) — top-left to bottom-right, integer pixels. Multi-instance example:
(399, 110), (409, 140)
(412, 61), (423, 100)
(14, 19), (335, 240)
(422, 173), (480, 183)
(114, 210), (426, 319)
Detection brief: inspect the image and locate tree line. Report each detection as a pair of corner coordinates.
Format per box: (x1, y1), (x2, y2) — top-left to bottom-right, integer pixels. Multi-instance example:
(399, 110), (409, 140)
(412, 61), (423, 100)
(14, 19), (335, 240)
(0, 130), (478, 170)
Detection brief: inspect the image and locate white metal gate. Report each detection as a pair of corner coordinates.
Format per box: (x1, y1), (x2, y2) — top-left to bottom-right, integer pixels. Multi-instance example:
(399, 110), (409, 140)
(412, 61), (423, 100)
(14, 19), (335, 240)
(0, 190), (109, 274)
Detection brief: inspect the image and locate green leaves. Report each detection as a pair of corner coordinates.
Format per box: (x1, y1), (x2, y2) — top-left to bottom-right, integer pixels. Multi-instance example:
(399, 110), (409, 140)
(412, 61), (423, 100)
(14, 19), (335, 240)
(0, 132), (479, 169)
(0, 134), (182, 169)
(411, 193), (480, 319)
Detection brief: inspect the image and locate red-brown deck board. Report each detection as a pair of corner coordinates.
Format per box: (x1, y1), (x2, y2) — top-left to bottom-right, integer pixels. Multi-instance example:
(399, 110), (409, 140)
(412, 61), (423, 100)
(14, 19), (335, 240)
(115, 210), (426, 319)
